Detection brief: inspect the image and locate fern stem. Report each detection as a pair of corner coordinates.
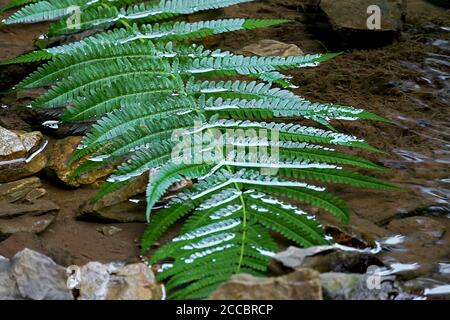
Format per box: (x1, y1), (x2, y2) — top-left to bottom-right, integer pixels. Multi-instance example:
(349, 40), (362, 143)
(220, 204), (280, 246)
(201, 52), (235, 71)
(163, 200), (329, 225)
(200, 112), (248, 273)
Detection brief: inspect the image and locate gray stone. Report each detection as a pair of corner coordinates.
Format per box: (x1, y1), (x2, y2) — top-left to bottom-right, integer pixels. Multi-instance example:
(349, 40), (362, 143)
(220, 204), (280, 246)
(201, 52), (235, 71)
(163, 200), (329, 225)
(210, 269), (323, 300)
(10, 248), (74, 300)
(0, 271), (21, 300)
(320, 272), (417, 300)
(0, 256), (20, 300)
(0, 256), (10, 272)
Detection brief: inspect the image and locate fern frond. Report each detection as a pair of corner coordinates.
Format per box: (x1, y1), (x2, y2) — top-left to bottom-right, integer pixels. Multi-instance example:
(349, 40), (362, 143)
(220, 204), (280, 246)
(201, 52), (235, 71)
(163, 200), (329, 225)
(4, 0), (398, 300)
(4, 0), (96, 24)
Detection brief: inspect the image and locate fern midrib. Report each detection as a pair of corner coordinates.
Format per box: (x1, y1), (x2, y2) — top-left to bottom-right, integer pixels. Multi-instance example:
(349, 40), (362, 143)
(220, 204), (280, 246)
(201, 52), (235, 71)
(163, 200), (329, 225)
(202, 119), (248, 274)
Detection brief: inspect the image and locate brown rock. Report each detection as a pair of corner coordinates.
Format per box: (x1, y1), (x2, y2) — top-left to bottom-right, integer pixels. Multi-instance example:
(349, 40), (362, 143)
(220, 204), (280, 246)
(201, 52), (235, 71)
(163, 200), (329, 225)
(78, 201), (146, 223)
(0, 176), (42, 203)
(0, 213), (56, 238)
(106, 263), (162, 300)
(44, 136), (114, 187)
(0, 199), (59, 218)
(240, 39), (304, 57)
(0, 153), (47, 183)
(209, 269), (322, 300)
(0, 232), (45, 259)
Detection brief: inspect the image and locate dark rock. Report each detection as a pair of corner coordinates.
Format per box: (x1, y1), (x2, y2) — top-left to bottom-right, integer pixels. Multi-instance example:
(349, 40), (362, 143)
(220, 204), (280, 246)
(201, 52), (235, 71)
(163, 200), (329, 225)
(210, 268), (323, 300)
(302, 250), (384, 273)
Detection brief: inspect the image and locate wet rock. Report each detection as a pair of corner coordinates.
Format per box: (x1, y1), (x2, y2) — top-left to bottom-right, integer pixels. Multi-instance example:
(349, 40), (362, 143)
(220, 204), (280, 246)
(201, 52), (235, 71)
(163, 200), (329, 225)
(387, 216), (445, 242)
(97, 226), (123, 237)
(302, 250), (384, 273)
(239, 39), (304, 56)
(88, 173), (149, 209)
(378, 216), (450, 278)
(0, 126), (47, 183)
(272, 245), (383, 274)
(44, 136), (114, 187)
(321, 213), (389, 248)
(10, 249), (73, 300)
(0, 176), (42, 203)
(342, 191), (434, 225)
(0, 213), (56, 239)
(320, 272), (417, 300)
(78, 201), (146, 223)
(210, 269), (322, 300)
(320, 0), (404, 32)
(0, 199), (59, 218)
(77, 262), (162, 300)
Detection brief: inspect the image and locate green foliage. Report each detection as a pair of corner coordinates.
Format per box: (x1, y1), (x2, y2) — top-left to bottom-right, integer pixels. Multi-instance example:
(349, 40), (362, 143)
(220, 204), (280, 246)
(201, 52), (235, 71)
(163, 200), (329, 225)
(3, 0), (397, 299)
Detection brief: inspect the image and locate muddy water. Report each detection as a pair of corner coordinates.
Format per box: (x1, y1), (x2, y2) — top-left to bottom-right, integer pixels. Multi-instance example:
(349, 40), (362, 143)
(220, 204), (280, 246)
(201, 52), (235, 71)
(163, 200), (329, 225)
(379, 25), (450, 297)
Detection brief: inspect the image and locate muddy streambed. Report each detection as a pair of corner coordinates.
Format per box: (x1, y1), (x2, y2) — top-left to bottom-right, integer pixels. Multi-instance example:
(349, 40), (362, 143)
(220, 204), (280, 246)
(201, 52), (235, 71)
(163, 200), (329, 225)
(0, 0), (449, 299)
